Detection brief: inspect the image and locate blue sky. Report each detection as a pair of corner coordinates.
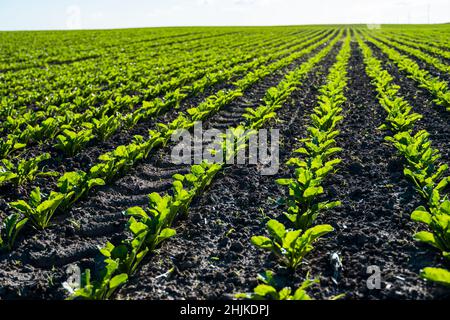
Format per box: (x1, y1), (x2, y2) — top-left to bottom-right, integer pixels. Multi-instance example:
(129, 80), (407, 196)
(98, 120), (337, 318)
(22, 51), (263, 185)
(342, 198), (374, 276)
(0, 0), (449, 30)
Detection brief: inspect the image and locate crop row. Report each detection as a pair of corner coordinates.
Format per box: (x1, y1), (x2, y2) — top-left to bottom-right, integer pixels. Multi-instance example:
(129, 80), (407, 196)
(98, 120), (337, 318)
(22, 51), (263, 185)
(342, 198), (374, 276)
(381, 29), (450, 51)
(371, 32), (450, 74)
(0, 30), (324, 147)
(361, 31), (450, 112)
(0, 30), (235, 72)
(239, 31), (351, 300)
(380, 32), (450, 60)
(356, 33), (450, 287)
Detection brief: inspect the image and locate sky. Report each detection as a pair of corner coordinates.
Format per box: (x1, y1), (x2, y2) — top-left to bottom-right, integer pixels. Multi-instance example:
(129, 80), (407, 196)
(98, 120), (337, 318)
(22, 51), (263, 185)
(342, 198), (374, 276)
(0, 0), (449, 31)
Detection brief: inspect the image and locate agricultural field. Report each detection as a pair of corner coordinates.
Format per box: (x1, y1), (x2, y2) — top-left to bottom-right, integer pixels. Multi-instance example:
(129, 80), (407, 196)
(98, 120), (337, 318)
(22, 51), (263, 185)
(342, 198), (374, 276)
(0, 24), (449, 301)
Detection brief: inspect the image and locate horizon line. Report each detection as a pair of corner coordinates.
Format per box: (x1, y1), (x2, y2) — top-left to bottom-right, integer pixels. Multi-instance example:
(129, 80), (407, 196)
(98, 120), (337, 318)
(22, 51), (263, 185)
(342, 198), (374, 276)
(1, 22), (449, 32)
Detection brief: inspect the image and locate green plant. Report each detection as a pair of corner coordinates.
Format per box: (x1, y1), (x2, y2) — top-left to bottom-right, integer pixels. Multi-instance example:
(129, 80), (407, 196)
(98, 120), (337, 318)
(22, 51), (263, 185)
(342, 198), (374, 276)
(55, 129), (94, 156)
(251, 219), (333, 270)
(292, 128), (342, 162)
(411, 201), (450, 258)
(91, 136), (148, 181)
(236, 270), (318, 300)
(378, 97), (423, 132)
(70, 194), (177, 300)
(358, 32), (450, 289)
(243, 106), (277, 129)
(0, 153), (55, 187)
(57, 171), (105, 208)
(67, 253), (128, 300)
(35, 117), (63, 140)
(310, 101), (343, 132)
(386, 130), (449, 204)
(0, 213), (28, 251)
(89, 114), (122, 141)
(277, 165), (341, 230)
(9, 187), (67, 229)
(125, 201), (177, 255)
(172, 163), (222, 216)
(0, 134), (26, 158)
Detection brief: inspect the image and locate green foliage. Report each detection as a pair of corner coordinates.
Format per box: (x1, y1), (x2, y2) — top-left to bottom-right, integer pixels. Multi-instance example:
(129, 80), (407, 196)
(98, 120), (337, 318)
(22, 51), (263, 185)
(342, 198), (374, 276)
(236, 270), (318, 300)
(57, 171), (105, 208)
(0, 213), (29, 251)
(9, 187), (66, 229)
(0, 153), (55, 187)
(88, 113), (122, 142)
(252, 220), (333, 269)
(357, 32), (450, 289)
(411, 202), (450, 256)
(172, 162), (222, 216)
(378, 97), (422, 132)
(0, 134), (26, 158)
(277, 166), (340, 230)
(385, 130), (449, 205)
(55, 129), (94, 156)
(420, 267), (450, 287)
(68, 255), (128, 300)
(70, 160), (223, 299)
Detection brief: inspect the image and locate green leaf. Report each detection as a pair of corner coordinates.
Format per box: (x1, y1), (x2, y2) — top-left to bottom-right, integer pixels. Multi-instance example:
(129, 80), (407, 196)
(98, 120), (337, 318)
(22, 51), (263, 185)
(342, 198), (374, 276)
(109, 274), (128, 290)
(30, 187), (41, 206)
(99, 242), (115, 257)
(436, 177), (450, 191)
(292, 288), (312, 300)
(276, 178), (291, 186)
(306, 224), (334, 238)
(172, 174), (185, 181)
(303, 186), (324, 198)
(284, 230), (302, 247)
(148, 192), (163, 205)
(266, 219), (285, 241)
(9, 200), (33, 214)
(191, 165), (205, 176)
(253, 284), (277, 298)
(421, 267), (450, 287)
(125, 206), (147, 219)
(36, 194), (64, 213)
(411, 206), (432, 225)
(251, 236), (272, 249)
(158, 228), (176, 242)
(128, 219), (148, 236)
(414, 231), (442, 250)
(88, 178), (105, 189)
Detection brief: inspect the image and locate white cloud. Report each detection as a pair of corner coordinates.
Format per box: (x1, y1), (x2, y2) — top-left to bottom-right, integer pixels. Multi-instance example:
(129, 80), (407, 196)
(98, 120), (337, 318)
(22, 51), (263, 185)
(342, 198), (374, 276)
(196, 0), (215, 5)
